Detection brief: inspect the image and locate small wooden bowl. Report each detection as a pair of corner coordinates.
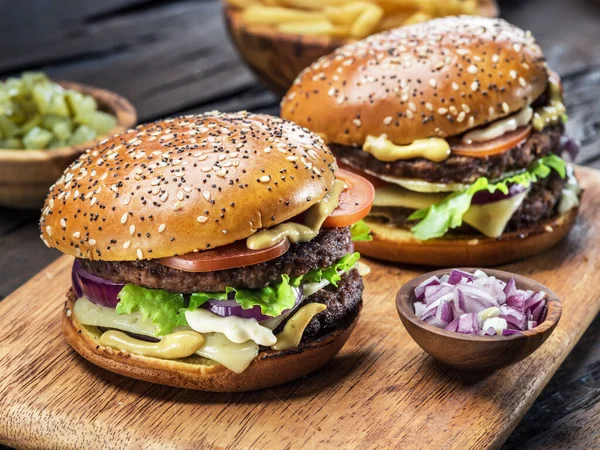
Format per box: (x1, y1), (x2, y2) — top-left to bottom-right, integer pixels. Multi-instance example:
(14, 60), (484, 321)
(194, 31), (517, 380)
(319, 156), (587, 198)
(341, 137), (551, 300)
(396, 268), (562, 372)
(224, 1), (500, 95)
(0, 81), (137, 209)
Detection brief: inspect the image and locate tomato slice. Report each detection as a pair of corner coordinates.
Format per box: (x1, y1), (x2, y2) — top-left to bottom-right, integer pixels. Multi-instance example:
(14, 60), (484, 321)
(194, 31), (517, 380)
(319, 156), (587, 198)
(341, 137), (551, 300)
(451, 125), (532, 158)
(337, 161), (387, 188)
(323, 169), (375, 228)
(158, 238), (290, 273)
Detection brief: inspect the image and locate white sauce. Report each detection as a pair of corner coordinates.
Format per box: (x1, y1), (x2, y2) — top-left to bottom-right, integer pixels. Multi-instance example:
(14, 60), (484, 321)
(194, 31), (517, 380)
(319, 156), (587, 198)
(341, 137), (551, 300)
(463, 107), (533, 144)
(184, 308), (276, 346)
(558, 166), (582, 214)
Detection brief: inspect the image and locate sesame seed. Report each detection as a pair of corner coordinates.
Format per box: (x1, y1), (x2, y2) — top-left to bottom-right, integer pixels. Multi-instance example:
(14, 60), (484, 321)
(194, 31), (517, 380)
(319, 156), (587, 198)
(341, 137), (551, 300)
(383, 116), (393, 125)
(72, 231), (81, 239)
(60, 218), (67, 228)
(406, 110), (415, 120)
(46, 226), (52, 237)
(519, 77), (527, 87)
(203, 191), (211, 201)
(123, 241), (131, 249)
(121, 214), (128, 224)
(197, 215), (208, 223)
(510, 70), (518, 79)
(502, 102), (510, 114)
(158, 224), (166, 233)
(470, 81), (479, 92)
(173, 201), (183, 211)
(88, 239), (96, 246)
(438, 108), (448, 115)
(352, 119), (362, 127)
(129, 225), (135, 235)
(467, 65), (478, 74)
(122, 196), (131, 206)
(137, 249), (143, 259)
(429, 78), (437, 88)
(259, 175), (271, 183)
(452, 82), (459, 91)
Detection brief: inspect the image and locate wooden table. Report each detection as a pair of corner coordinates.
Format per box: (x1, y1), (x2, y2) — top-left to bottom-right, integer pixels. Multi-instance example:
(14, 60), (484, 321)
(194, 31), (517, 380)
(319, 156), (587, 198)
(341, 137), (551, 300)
(0, 1), (598, 448)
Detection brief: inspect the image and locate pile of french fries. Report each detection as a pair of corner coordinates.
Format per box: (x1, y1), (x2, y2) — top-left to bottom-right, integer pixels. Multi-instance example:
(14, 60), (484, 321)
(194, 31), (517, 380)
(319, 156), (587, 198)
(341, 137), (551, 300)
(225, 0), (480, 39)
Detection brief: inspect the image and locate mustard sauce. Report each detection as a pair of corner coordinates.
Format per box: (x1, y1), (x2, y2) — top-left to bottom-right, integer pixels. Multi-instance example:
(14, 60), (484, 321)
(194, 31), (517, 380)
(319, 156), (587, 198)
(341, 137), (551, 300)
(99, 330), (205, 359)
(247, 179), (345, 250)
(362, 134), (451, 162)
(272, 303), (327, 351)
(532, 78), (566, 131)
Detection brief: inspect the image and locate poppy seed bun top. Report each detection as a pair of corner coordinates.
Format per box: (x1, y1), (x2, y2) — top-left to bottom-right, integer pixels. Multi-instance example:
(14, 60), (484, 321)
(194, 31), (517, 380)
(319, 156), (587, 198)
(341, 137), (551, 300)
(40, 111), (336, 261)
(280, 16), (548, 147)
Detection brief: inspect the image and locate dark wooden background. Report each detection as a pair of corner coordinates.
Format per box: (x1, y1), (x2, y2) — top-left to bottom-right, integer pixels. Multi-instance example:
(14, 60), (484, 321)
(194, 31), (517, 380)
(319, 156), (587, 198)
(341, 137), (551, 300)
(0, 1), (598, 448)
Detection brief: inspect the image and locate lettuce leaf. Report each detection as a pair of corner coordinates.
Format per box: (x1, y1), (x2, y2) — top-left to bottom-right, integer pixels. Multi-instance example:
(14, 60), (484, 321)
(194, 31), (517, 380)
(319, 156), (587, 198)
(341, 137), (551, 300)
(409, 155), (567, 240)
(115, 253), (360, 336)
(351, 219), (372, 241)
(116, 284), (184, 336)
(294, 252), (361, 287)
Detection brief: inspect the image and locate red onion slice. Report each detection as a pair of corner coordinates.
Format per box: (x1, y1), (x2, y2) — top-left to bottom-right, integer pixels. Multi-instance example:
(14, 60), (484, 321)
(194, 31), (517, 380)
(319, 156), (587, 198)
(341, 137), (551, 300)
(205, 287), (302, 321)
(73, 261), (125, 308)
(471, 183), (526, 206)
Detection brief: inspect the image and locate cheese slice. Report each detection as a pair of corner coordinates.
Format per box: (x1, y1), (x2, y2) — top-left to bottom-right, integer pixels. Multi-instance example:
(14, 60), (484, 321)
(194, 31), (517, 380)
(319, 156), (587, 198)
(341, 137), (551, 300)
(372, 184), (528, 238)
(73, 297), (258, 373)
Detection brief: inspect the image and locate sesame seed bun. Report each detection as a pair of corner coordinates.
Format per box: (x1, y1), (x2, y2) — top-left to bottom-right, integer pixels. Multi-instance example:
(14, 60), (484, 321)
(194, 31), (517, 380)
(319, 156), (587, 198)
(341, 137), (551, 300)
(63, 290), (360, 392)
(281, 16), (548, 146)
(356, 207), (579, 267)
(40, 112), (336, 261)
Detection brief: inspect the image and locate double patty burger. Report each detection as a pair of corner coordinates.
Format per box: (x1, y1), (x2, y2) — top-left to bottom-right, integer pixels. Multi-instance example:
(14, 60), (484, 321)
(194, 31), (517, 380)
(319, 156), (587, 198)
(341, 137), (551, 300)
(39, 111), (374, 391)
(281, 16), (581, 266)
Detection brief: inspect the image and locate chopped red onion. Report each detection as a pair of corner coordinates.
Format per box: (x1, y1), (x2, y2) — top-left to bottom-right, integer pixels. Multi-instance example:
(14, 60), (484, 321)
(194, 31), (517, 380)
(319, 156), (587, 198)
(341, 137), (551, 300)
(413, 269), (547, 336)
(72, 260), (125, 308)
(471, 183), (526, 205)
(206, 287), (302, 321)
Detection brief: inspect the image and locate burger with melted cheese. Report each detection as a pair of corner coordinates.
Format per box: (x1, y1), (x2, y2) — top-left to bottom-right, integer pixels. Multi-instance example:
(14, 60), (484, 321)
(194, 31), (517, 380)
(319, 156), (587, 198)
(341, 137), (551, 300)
(39, 111), (374, 391)
(281, 16), (581, 266)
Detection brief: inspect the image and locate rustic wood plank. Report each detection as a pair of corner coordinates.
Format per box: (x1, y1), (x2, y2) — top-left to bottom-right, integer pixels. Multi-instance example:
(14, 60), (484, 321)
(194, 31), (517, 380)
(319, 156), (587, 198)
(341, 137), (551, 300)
(0, 167), (598, 449)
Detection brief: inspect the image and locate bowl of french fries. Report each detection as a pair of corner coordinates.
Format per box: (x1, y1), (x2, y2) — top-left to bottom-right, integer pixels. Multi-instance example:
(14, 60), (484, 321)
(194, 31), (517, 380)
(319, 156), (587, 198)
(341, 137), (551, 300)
(0, 73), (137, 209)
(224, 0), (499, 94)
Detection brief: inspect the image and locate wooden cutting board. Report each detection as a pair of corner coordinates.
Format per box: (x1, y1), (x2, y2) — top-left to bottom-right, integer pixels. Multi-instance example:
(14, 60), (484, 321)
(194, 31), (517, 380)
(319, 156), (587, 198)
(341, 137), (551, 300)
(1, 166), (599, 450)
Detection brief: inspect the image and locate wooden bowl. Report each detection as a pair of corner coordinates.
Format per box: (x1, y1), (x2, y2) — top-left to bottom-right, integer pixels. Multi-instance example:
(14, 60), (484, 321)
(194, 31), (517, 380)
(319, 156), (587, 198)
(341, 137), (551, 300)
(224, 1), (500, 95)
(0, 81), (137, 209)
(396, 268), (562, 372)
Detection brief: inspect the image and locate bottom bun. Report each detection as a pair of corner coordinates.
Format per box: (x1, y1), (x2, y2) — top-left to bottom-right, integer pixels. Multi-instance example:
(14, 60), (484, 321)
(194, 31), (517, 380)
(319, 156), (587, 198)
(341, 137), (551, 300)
(63, 291), (360, 392)
(356, 208), (579, 267)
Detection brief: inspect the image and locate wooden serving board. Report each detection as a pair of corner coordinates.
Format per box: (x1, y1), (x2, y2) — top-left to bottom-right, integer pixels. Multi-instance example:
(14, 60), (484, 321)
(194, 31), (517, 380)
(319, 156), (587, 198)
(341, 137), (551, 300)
(1, 166), (599, 450)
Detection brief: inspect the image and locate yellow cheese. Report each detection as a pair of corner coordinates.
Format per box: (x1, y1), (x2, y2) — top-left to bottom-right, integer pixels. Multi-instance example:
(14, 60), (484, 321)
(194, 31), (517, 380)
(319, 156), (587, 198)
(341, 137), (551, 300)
(372, 184), (529, 238)
(363, 134), (451, 162)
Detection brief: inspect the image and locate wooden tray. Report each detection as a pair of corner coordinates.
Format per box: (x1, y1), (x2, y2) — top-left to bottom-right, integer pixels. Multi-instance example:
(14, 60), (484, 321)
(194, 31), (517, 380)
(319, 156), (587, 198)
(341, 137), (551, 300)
(1, 166), (598, 450)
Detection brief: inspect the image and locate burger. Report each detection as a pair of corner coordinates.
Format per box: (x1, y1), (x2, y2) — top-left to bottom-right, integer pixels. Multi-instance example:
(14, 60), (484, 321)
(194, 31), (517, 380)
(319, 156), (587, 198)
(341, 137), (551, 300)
(39, 111), (374, 392)
(280, 16), (581, 267)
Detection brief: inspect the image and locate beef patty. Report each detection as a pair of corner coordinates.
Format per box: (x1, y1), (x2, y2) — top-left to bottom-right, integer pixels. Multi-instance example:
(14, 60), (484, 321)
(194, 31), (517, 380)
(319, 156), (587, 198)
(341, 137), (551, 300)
(333, 123), (564, 184)
(369, 173), (566, 233)
(79, 227), (353, 293)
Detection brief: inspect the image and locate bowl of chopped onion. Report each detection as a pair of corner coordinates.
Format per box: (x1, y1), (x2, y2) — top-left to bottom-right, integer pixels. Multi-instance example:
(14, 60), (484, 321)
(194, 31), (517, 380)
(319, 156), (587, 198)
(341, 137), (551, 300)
(0, 73), (137, 209)
(396, 268), (562, 372)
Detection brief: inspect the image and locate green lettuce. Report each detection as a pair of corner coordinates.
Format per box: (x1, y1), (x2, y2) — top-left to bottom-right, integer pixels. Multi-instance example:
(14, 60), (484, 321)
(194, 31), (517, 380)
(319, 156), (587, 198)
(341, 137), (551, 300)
(187, 274), (297, 319)
(293, 252), (360, 287)
(409, 155), (567, 240)
(115, 253), (360, 336)
(351, 220), (372, 241)
(116, 284), (184, 336)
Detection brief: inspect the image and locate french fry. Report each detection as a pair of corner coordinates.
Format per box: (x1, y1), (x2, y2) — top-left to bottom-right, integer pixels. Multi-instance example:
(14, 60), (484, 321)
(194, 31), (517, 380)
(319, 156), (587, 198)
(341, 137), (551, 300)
(325, 2), (371, 26)
(242, 5), (323, 24)
(402, 11), (432, 25)
(349, 3), (384, 38)
(277, 20), (350, 37)
(223, 0), (259, 8)
(279, 0), (355, 10)
(376, 9), (416, 31)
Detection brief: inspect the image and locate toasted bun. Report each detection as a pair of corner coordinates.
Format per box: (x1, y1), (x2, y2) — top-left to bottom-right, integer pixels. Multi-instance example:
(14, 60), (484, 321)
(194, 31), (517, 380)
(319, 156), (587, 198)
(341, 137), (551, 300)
(356, 208), (578, 267)
(63, 291), (359, 392)
(40, 112), (336, 261)
(281, 16), (548, 146)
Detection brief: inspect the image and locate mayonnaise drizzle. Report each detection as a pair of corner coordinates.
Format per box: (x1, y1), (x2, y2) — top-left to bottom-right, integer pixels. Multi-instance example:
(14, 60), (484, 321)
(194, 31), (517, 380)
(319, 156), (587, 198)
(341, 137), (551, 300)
(463, 107), (533, 143)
